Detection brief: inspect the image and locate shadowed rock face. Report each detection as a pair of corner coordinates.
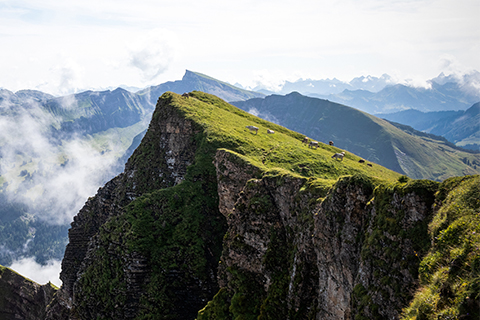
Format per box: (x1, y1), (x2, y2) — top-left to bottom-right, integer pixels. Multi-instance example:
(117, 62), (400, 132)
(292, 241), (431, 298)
(0, 265), (57, 320)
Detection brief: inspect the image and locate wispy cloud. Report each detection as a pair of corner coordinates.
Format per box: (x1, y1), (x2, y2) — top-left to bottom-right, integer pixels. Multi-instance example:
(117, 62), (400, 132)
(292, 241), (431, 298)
(128, 29), (178, 82)
(9, 257), (61, 287)
(0, 96), (122, 225)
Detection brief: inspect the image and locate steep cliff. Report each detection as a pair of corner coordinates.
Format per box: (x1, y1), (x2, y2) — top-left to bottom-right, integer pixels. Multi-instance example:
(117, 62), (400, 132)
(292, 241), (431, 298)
(41, 91), (478, 319)
(200, 154), (442, 319)
(49, 92), (210, 318)
(0, 265), (57, 320)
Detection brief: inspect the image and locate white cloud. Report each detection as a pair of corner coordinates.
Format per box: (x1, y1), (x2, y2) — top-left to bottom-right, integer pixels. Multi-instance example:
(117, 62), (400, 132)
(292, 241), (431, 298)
(248, 70), (289, 92)
(55, 59), (85, 96)
(438, 54), (472, 78)
(0, 0), (478, 93)
(128, 29), (179, 82)
(9, 257), (62, 287)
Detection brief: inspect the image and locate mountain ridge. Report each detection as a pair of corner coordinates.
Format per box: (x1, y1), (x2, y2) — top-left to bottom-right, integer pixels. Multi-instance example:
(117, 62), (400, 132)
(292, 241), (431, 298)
(42, 91), (478, 319)
(1, 91), (478, 319)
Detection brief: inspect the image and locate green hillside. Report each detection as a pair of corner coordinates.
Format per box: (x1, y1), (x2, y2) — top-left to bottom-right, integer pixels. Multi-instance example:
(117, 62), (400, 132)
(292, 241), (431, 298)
(156, 91), (401, 183)
(232, 92), (480, 181)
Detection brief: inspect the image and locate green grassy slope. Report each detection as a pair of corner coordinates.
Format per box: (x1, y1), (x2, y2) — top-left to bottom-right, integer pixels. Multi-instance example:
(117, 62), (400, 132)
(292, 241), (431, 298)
(402, 175), (480, 319)
(232, 92), (480, 181)
(369, 115), (479, 181)
(69, 91), (479, 319)
(171, 91), (401, 183)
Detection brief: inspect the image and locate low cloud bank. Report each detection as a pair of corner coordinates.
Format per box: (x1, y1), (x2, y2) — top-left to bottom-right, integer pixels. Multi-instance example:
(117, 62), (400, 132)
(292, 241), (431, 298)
(0, 95), (122, 225)
(9, 257), (62, 287)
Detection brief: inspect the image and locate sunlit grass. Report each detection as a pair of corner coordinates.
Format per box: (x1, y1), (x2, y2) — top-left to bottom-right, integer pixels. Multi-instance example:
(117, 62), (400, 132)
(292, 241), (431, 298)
(173, 91), (402, 184)
(401, 175), (480, 319)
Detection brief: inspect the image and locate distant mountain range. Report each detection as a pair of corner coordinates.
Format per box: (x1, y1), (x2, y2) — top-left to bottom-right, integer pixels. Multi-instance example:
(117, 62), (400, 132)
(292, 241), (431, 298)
(250, 71), (480, 114)
(378, 102), (480, 151)
(315, 81), (479, 114)
(252, 73), (395, 95)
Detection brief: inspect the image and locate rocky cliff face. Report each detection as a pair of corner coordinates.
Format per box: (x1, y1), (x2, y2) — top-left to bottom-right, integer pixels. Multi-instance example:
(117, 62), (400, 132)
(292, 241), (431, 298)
(205, 153), (437, 319)
(28, 91), (475, 319)
(47, 93), (207, 318)
(0, 265), (57, 320)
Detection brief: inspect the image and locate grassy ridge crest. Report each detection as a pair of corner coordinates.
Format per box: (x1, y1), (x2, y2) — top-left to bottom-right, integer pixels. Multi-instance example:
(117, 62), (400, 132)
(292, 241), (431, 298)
(172, 91), (402, 183)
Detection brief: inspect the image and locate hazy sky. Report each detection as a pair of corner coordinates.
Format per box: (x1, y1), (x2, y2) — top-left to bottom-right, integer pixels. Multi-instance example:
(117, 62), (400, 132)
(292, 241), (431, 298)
(0, 0), (478, 95)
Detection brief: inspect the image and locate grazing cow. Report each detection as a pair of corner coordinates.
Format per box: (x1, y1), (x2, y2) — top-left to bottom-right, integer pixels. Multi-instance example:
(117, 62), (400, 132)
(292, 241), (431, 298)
(246, 125), (259, 134)
(329, 141), (334, 146)
(267, 129), (275, 134)
(309, 141), (319, 149)
(367, 163), (373, 167)
(331, 151), (345, 161)
(358, 159), (365, 163)
(302, 137), (309, 144)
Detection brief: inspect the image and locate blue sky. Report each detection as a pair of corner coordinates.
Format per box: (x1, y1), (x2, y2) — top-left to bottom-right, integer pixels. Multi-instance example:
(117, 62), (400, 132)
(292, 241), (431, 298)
(0, 0), (478, 95)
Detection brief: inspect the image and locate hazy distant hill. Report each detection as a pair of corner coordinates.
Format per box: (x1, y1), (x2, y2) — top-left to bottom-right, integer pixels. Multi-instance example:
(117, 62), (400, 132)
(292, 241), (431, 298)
(313, 81), (479, 114)
(232, 92), (480, 181)
(0, 89), (55, 106)
(379, 102), (480, 151)
(43, 88), (150, 136)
